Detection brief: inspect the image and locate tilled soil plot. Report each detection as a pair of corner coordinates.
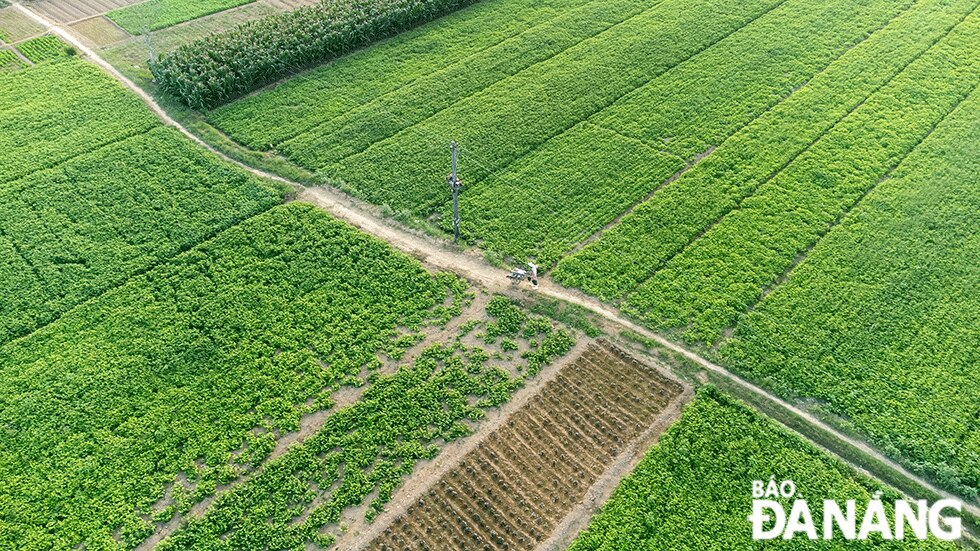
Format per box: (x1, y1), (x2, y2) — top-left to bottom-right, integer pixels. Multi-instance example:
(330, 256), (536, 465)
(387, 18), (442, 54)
(367, 341), (683, 550)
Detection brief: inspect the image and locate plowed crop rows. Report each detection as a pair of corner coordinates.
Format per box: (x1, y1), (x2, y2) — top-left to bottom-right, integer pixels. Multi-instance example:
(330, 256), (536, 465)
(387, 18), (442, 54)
(368, 341), (682, 550)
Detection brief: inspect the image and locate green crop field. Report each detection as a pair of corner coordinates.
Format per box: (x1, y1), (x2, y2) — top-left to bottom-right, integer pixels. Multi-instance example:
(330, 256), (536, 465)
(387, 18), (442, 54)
(722, 87), (980, 499)
(4, 0), (979, 546)
(195, 0), (980, 503)
(107, 0), (255, 34)
(0, 203), (574, 548)
(570, 388), (956, 550)
(0, 60), (285, 345)
(14, 35), (73, 63)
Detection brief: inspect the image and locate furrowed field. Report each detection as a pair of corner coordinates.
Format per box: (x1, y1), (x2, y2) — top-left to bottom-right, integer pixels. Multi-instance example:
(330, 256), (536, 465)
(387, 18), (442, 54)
(188, 0), (980, 503)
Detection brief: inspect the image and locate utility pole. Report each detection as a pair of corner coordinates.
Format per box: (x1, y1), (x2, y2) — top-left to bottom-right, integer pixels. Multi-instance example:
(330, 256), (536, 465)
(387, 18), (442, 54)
(447, 141), (463, 244)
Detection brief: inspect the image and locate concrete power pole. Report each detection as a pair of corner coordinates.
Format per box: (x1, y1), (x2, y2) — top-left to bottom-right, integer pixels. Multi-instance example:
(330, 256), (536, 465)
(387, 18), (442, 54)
(447, 141), (463, 244)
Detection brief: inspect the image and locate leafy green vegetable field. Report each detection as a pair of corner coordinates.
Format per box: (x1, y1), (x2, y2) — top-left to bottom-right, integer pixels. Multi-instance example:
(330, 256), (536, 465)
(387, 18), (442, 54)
(722, 85), (980, 499)
(0, 60), (285, 346)
(0, 204), (447, 547)
(14, 34), (72, 63)
(107, 0), (254, 34)
(570, 387), (956, 550)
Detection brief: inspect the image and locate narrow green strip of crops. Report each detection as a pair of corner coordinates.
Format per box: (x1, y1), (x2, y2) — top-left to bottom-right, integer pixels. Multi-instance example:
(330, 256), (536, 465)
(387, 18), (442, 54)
(273, 0), (653, 169)
(107, 0), (255, 34)
(554, 0), (980, 300)
(722, 86), (980, 500)
(0, 48), (21, 72)
(0, 204), (462, 549)
(209, 0), (598, 149)
(570, 387), (956, 550)
(622, 10), (980, 344)
(14, 34), (73, 63)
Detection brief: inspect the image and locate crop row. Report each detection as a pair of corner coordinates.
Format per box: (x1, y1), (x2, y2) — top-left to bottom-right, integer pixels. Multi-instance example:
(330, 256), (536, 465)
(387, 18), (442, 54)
(320, 0), (785, 216)
(209, 0), (602, 149)
(554, 0), (980, 300)
(14, 35), (73, 63)
(157, 294), (574, 549)
(621, 10), (980, 344)
(0, 125), (285, 345)
(152, 0), (482, 109)
(722, 88), (980, 499)
(570, 387), (955, 550)
(0, 204), (466, 549)
(0, 60), (157, 185)
(108, 0), (255, 34)
(0, 48), (21, 72)
(271, 0), (652, 170)
(459, 0), (912, 267)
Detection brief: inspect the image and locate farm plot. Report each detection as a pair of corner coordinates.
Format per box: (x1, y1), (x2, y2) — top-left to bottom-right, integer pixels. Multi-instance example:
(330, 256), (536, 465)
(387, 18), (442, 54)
(721, 86), (980, 499)
(207, 0), (606, 149)
(0, 60), (285, 345)
(0, 204), (489, 549)
(619, 8), (980, 344)
(554, 0), (979, 301)
(154, 297), (576, 549)
(0, 60), (157, 185)
(0, 48), (22, 71)
(14, 34), (73, 63)
(107, 0), (256, 34)
(0, 6), (44, 42)
(368, 341), (684, 550)
(570, 388), (956, 550)
(24, 0), (144, 24)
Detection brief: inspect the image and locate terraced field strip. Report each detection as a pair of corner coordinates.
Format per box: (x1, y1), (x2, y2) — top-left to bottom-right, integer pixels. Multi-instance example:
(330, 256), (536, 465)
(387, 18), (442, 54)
(366, 341), (685, 550)
(208, 0), (604, 148)
(621, 8), (980, 344)
(555, 0), (980, 300)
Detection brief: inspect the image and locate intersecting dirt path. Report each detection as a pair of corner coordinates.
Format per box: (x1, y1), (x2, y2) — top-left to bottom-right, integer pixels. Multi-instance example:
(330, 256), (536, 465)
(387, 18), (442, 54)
(13, 0), (979, 526)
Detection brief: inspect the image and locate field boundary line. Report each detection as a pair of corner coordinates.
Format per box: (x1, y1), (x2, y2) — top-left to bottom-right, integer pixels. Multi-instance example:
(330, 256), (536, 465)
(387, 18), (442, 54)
(14, 0), (979, 526)
(616, 5), (975, 304)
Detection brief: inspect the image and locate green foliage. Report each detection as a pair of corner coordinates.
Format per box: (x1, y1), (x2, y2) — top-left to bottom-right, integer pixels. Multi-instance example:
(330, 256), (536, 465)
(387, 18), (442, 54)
(0, 48), (21, 73)
(723, 89), (980, 499)
(107, 0), (255, 34)
(14, 34), (73, 63)
(157, 335), (570, 547)
(0, 204), (458, 549)
(0, 60), (157, 185)
(621, 12), (980, 343)
(555, 0), (977, 300)
(208, 0), (601, 149)
(0, 125), (285, 345)
(152, 0), (482, 109)
(570, 388), (955, 550)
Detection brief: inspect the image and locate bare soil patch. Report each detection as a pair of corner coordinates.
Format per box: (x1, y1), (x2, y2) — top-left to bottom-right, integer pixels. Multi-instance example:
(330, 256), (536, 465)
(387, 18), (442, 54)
(364, 341), (684, 550)
(0, 6), (43, 41)
(70, 15), (128, 47)
(26, 0), (143, 24)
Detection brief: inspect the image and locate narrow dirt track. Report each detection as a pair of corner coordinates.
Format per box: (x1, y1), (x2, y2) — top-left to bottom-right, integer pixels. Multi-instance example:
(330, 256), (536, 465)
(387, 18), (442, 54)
(11, 0), (978, 525)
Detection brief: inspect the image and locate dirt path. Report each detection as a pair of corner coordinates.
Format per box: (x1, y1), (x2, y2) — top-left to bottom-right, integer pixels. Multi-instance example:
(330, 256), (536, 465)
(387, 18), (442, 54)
(13, 0), (979, 525)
